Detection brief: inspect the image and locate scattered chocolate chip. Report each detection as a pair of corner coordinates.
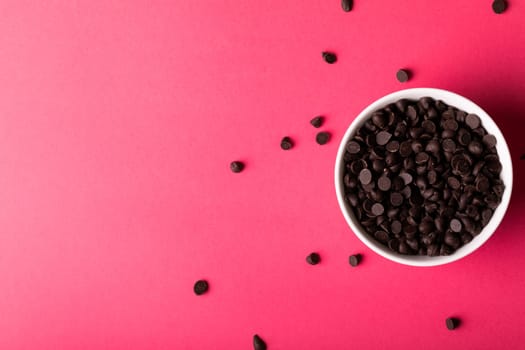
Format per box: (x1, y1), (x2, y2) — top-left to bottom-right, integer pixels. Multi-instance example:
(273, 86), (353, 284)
(316, 131), (331, 145)
(446, 317), (459, 330)
(396, 69), (410, 83)
(194, 280), (209, 295)
(492, 0), (507, 14)
(280, 136), (293, 150)
(341, 0), (353, 12)
(322, 51), (337, 64)
(349, 254), (361, 266)
(310, 116), (324, 128)
(306, 252), (321, 265)
(253, 334), (267, 350)
(371, 203), (385, 216)
(230, 161), (245, 173)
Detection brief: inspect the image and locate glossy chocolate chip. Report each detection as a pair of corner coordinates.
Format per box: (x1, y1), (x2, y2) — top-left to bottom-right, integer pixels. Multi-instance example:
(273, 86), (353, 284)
(306, 252), (321, 265)
(483, 134), (497, 148)
(450, 219), (462, 233)
(230, 161), (245, 173)
(378, 176), (392, 191)
(194, 280), (209, 295)
(310, 116), (324, 128)
(376, 131), (392, 145)
(316, 131), (331, 145)
(349, 254), (361, 266)
(346, 141), (361, 154)
(322, 51), (337, 64)
(280, 136), (294, 150)
(396, 69), (410, 83)
(359, 169), (373, 185)
(253, 334), (267, 350)
(446, 318), (459, 330)
(341, 0), (353, 12)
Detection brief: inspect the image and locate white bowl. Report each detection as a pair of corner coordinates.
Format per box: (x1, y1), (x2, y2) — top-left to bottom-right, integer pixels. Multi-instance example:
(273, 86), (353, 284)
(335, 88), (513, 267)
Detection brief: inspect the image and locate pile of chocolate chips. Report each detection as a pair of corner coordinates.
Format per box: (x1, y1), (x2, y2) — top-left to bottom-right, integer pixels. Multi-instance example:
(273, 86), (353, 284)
(343, 97), (505, 256)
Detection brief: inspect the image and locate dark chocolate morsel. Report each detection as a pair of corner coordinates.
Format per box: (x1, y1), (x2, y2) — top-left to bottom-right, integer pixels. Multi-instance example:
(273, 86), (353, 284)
(230, 161), (245, 173)
(396, 69), (410, 83)
(253, 334), (267, 350)
(280, 136), (294, 150)
(349, 254), (361, 266)
(322, 51), (337, 64)
(194, 280), (209, 295)
(316, 131), (331, 145)
(446, 318), (459, 330)
(306, 252), (321, 265)
(310, 116), (324, 128)
(342, 0), (353, 12)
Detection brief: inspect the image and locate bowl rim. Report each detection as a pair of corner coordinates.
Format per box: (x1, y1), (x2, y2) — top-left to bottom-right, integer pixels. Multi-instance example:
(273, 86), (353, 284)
(334, 87), (513, 267)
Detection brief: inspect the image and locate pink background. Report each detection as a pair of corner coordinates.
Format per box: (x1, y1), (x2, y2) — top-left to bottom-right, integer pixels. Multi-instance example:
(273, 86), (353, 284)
(1, 1), (525, 349)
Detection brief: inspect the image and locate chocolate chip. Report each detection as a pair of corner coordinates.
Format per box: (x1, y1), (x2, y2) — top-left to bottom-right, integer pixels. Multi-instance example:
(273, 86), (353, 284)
(306, 252), (321, 265)
(399, 141), (413, 157)
(253, 334), (267, 350)
(389, 220), (401, 235)
(447, 176), (461, 190)
(378, 176), (392, 191)
(346, 141), (361, 154)
(376, 131), (392, 145)
(415, 152), (430, 164)
(388, 238), (400, 252)
(446, 318), (459, 330)
(482, 134), (497, 148)
(349, 254), (361, 266)
(443, 119), (458, 131)
(371, 203), (385, 216)
(425, 140), (440, 154)
(386, 140), (400, 152)
(468, 141), (483, 156)
(465, 113), (481, 129)
(390, 192), (404, 207)
(316, 131), (331, 145)
(230, 161), (245, 173)
(310, 116), (324, 128)
(322, 51), (337, 64)
(450, 219), (462, 233)
(492, 0), (507, 14)
(194, 280), (209, 295)
(399, 172), (413, 185)
(442, 138), (456, 152)
(280, 136), (293, 150)
(359, 168), (373, 185)
(427, 244), (440, 256)
(375, 230), (389, 243)
(396, 69), (410, 83)
(341, 0), (353, 12)
(457, 129), (471, 146)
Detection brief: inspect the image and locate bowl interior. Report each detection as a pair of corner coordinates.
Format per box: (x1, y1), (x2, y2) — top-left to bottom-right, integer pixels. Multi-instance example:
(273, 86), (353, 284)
(335, 88), (513, 267)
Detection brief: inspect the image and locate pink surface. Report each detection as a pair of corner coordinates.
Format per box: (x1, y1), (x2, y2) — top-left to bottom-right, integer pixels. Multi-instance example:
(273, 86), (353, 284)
(1, 1), (525, 349)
